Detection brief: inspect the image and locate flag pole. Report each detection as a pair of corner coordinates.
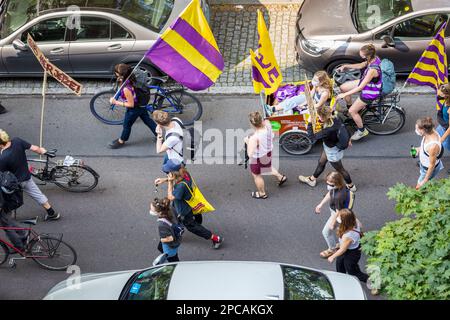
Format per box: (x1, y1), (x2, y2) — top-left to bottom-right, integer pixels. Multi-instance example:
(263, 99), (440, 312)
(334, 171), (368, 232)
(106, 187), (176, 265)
(39, 71), (48, 160)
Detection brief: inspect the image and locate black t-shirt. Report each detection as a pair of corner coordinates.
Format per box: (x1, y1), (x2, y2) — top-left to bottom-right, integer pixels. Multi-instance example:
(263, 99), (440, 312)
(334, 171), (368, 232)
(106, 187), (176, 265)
(158, 218), (181, 248)
(307, 117), (341, 148)
(172, 173), (193, 217)
(0, 138), (32, 182)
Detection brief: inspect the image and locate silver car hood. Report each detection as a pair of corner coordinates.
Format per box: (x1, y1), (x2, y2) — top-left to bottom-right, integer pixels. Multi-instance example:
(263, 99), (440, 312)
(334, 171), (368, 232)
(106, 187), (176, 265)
(298, 0), (359, 39)
(43, 270), (138, 300)
(322, 270), (366, 300)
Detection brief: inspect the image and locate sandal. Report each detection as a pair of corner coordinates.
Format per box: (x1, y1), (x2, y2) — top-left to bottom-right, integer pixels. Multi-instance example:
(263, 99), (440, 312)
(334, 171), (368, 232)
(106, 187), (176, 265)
(251, 191), (268, 199)
(319, 248), (336, 258)
(278, 175), (287, 186)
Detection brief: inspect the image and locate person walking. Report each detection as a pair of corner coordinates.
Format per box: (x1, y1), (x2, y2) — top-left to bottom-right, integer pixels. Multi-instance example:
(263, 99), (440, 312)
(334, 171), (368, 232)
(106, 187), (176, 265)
(108, 64), (157, 149)
(412, 117), (444, 189)
(336, 44), (383, 141)
(327, 209), (368, 283)
(245, 111), (287, 199)
(437, 84), (450, 174)
(154, 159), (223, 249)
(153, 110), (184, 165)
(0, 130), (60, 221)
(150, 197), (181, 262)
(298, 105), (356, 191)
(315, 171), (355, 259)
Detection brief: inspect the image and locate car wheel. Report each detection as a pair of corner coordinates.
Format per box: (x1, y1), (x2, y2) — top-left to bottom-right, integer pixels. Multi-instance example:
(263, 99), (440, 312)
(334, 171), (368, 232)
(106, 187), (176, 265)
(327, 60), (361, 85)
(128, 63), (159, 87)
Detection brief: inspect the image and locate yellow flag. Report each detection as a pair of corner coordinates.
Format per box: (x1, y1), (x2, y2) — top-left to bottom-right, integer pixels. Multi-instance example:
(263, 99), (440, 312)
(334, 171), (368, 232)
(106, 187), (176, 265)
(250, 10), (283, 95)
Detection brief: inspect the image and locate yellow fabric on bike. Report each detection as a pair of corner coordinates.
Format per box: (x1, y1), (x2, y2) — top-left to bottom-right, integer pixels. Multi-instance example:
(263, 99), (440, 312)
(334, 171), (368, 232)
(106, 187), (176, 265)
(181, 178), (215, 215)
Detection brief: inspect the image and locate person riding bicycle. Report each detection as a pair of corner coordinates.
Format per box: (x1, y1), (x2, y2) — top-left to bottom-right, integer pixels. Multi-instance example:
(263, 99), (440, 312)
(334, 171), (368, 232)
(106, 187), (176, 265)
(108, 64), (157, 149)
(0, 129), (60, 221)
(267, 71), (333, 116)
(336, 44), (383, 141)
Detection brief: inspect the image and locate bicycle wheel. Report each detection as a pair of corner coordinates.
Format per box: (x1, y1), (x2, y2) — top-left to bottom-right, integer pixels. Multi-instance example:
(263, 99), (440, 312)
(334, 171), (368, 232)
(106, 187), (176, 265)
(0, 242), (9, 266)
(161, 89), (203, 126)
(30, 236), (77, 271)
(279, 131), (313, 155)
(51, 165), (99, 193)
(90, 89), (126, 125)
(362, 105), (406, 135)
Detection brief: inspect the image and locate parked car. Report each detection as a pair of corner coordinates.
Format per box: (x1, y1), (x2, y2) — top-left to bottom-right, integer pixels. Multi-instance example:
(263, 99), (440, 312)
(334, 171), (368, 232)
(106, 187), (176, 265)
(295, 0), (450, 76)
(43, 261), (367, 300)
(0, 0), (210, 80)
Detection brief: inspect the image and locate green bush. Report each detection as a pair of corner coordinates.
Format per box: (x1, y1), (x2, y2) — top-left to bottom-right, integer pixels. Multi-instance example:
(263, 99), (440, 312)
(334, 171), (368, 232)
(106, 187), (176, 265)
(361, 178), (450, 300)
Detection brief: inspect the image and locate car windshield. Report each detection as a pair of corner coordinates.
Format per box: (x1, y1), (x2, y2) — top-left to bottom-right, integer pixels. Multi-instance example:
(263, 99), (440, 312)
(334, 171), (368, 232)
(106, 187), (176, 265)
(0, 0), (174, 39)
(282, 265), (335, 300)
(351, 0), (413, 32)
(124, 265), (176, 300)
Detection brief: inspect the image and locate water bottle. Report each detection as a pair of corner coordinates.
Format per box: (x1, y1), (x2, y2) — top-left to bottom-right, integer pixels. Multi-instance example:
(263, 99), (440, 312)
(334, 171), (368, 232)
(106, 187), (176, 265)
(410, 145), (417, 158)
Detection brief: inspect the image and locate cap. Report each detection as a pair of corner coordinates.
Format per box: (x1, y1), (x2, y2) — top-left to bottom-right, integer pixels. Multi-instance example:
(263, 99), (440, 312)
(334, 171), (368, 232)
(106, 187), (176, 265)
(162, 158), (182, 174)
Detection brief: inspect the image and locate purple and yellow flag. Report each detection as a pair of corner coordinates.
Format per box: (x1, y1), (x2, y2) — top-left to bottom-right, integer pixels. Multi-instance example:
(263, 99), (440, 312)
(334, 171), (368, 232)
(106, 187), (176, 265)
(145, 0), (224, 91)
(406, 22), (448, 109)
(250, 10), (283, 95)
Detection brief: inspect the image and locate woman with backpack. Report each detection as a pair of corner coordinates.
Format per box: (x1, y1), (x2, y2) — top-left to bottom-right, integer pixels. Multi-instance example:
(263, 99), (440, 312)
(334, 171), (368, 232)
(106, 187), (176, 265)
(150, 197), (181, 262)
(327, 209), (369, 284)
(336, 44), (383, 141)
(108, 64), (157, 149)
(315, 171), (356, 259)
(299, 105), (356, 191)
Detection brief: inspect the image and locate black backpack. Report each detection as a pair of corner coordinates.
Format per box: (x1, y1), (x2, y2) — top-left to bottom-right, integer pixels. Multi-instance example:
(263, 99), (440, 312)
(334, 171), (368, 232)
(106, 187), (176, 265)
(0, 171), (23, 213)
(135, 86), (151, 107)
(335, 121), (350, 150)
(158, 218), (185, 241)
(166, 117), (196, 161)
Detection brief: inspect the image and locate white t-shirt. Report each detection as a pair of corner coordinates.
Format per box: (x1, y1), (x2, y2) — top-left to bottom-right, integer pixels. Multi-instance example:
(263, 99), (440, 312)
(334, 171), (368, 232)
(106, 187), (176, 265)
(339, 226), (361, 250)
(164, 121), (184, 163)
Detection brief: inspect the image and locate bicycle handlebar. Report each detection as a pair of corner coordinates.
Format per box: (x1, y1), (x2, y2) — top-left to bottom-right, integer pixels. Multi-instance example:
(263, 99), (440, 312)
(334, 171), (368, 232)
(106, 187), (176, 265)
(44, 149), (57, 158)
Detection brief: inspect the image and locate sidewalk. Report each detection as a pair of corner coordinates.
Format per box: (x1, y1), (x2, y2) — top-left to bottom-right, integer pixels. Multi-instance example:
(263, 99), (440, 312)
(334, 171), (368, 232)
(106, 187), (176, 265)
(0, 2), (435, 96)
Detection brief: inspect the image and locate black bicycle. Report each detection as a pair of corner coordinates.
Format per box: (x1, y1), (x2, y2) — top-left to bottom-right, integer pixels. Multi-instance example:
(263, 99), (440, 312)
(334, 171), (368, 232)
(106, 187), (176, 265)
(27, 149), (99, 193)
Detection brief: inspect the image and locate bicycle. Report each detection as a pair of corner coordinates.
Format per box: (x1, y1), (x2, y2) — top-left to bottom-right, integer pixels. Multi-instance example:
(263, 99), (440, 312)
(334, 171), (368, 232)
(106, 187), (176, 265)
(332, 70), (406, 135)
(27, 149), (99, 193)
(90, 76), (203, 126)
(0, 216), (77, 270)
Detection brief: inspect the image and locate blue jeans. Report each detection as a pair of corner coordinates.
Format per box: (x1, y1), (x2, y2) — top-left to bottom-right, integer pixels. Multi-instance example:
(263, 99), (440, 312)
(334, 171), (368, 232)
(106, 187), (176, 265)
(418, 162), (444, 183)
(278, 94), (306, 113)
(436, 125), (450, 151)
(120, 107), (157, 141)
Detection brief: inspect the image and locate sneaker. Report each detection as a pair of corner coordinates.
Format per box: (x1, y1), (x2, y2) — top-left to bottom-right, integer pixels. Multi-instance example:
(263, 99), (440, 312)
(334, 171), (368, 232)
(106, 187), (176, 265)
(212, 236), (223, 249)
(298, 175), (317, 187)
(108, 139), (125, 149)
(44, 212), (61, 221)
(347, 184), (357, 192)
(351, 128), (369, 141)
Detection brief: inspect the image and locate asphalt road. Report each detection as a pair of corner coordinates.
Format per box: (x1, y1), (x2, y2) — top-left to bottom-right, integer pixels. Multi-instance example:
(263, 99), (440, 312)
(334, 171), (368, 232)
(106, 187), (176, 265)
(0, 93), (448, 300)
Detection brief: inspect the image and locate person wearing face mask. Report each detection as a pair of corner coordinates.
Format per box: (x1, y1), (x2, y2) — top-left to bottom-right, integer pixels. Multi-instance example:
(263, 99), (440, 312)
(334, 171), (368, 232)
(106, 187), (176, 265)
(315, 171), (355, 258)
(266, 71), (333, 116)
(299, 105), (356, 191)
(336, 44), (382, 141)
(412, 117), (444, 189)
(149, 197), (181, 263)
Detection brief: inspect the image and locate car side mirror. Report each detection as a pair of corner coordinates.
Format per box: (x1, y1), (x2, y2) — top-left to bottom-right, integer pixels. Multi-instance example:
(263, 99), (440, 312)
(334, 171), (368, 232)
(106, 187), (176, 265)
(13, 39), (28, 51)
(381, 35), (396, 48)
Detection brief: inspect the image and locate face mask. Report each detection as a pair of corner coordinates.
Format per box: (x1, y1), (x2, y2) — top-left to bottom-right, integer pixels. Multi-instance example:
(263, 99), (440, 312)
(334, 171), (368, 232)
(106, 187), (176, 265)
(327, 184), (335, 191)
(311, 78), (320, 87)
(415, 129), (422, 136)
(149, 210), (158, 216)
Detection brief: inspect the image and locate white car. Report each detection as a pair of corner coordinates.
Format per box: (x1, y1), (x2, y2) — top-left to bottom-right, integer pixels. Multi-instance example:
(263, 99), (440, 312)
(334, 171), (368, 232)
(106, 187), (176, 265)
(44, 261), (367, 300)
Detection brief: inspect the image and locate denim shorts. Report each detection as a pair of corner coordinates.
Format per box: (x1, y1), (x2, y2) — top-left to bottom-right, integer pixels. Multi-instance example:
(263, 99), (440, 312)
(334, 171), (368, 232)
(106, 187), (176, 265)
(323, 143), (344, 162)
(162, 243), (179, 258)
(436, 125), (450, 151)
(418, 161), (444, 183)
